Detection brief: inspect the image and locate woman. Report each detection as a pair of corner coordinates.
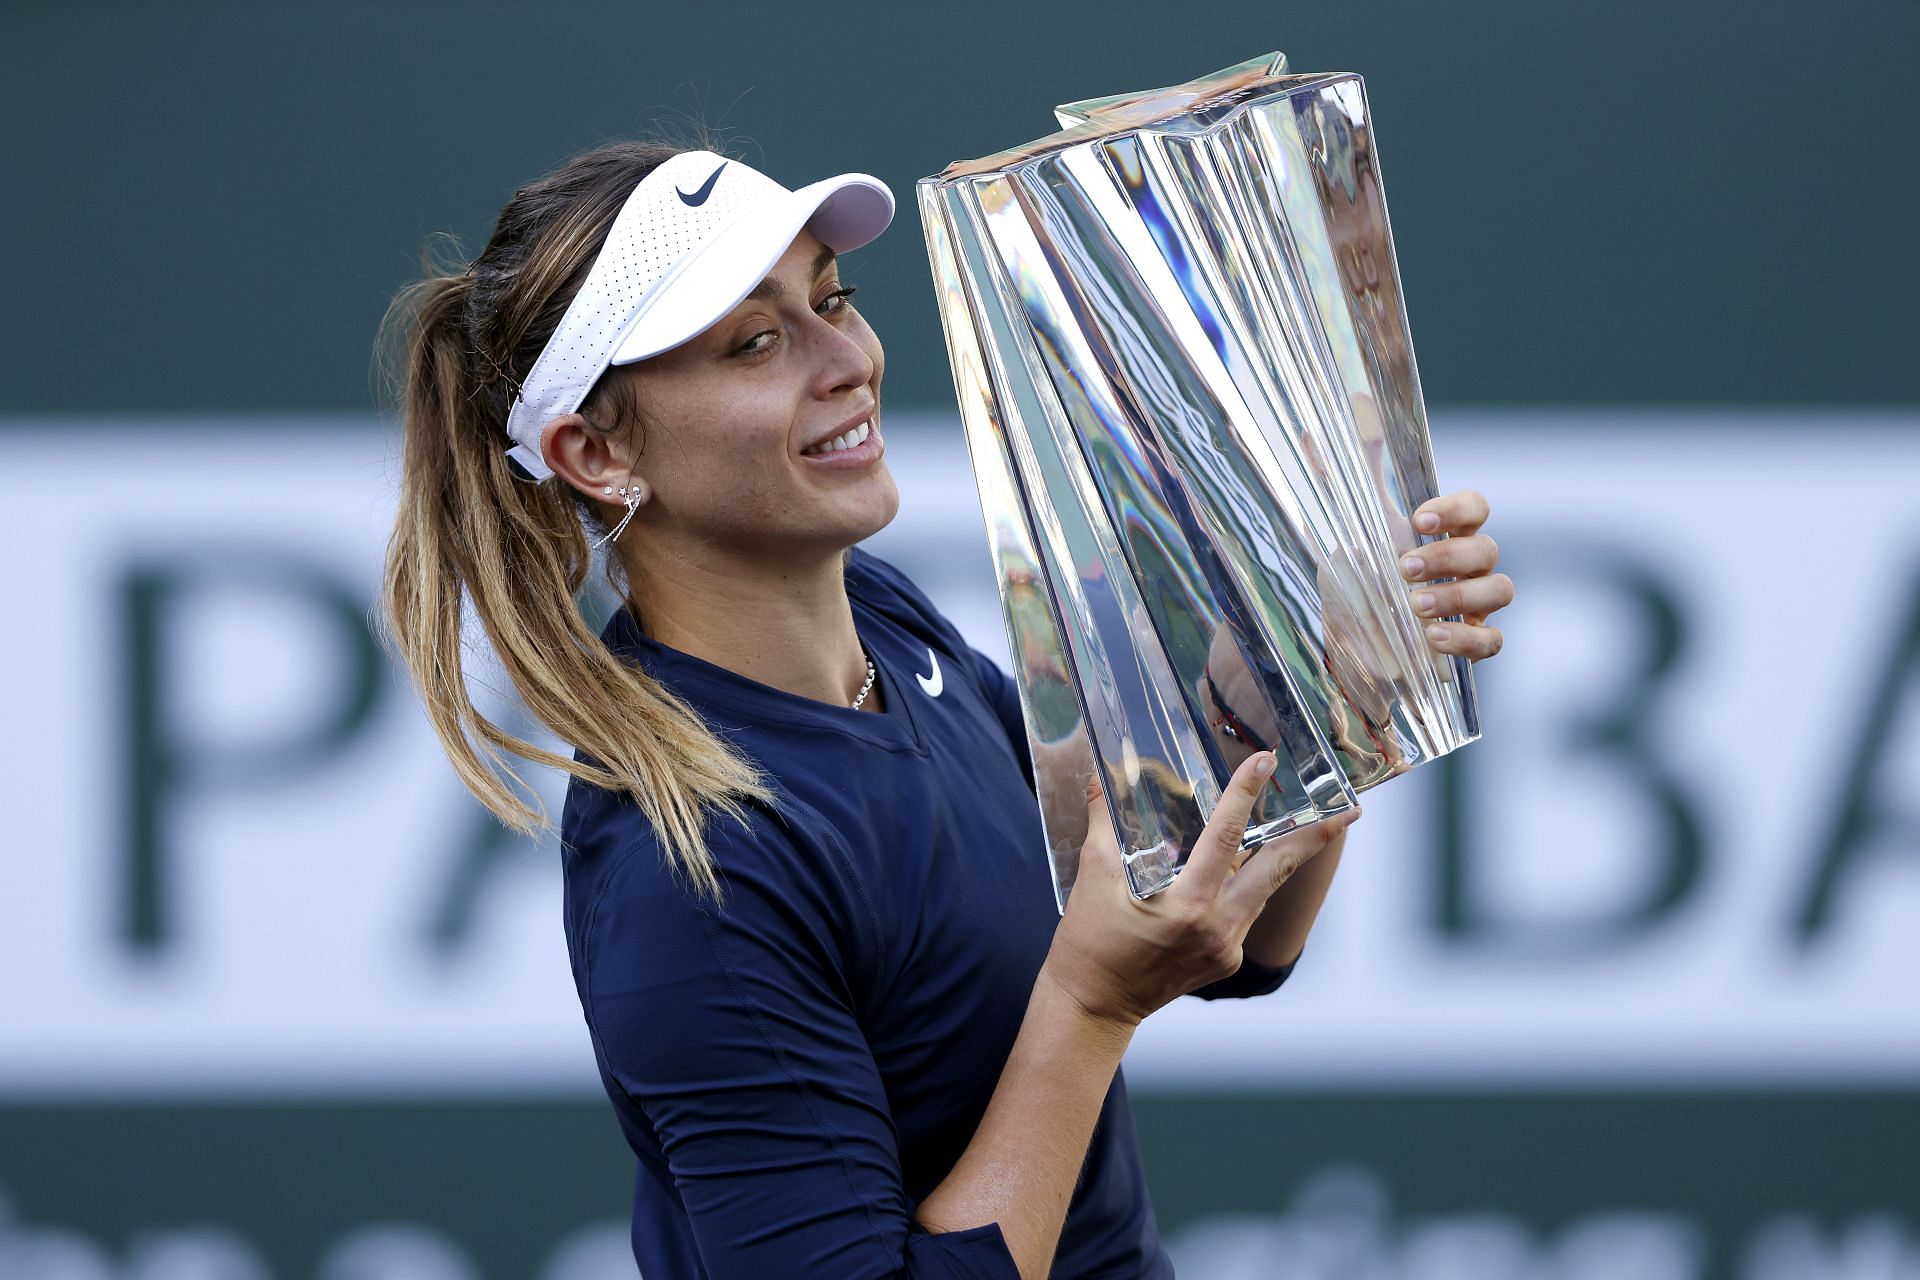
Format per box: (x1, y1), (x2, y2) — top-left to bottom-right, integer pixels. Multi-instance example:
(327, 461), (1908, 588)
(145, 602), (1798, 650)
(381, 139), (1512, 1280)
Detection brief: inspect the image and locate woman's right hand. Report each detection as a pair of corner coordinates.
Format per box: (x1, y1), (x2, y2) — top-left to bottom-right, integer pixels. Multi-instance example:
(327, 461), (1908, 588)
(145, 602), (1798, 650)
(1038, 751), (1339, 1027)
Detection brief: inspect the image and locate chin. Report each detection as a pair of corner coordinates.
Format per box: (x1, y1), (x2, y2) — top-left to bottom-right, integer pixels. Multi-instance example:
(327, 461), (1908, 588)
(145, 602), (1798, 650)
(844, 469), (901, 544)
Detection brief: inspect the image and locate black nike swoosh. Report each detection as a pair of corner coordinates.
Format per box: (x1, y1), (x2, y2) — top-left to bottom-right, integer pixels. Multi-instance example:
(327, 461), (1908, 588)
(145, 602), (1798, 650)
(676, 162), (727, 207)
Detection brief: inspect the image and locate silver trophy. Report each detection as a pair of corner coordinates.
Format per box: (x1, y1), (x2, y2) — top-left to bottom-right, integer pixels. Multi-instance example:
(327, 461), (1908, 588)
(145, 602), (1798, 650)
(917, 52), (1480, 907)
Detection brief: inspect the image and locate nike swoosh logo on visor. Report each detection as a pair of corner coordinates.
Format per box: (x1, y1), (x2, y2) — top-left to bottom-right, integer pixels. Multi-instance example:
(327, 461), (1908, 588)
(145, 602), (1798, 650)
(917, 648), (944, 698)
(676, 163), (727, 206)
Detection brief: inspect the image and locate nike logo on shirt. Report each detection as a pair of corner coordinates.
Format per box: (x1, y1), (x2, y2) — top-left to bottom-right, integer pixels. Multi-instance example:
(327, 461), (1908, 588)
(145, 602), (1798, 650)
(676, 163), (727, 206)
(916, 648), (944, 698)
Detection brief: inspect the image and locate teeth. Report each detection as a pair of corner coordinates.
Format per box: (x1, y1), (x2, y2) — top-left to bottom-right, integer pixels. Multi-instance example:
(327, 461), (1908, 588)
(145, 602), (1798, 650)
(804, 421), (871, 456)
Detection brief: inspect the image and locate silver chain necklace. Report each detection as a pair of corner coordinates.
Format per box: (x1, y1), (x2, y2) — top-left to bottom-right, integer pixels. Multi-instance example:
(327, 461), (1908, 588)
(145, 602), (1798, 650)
(849, 648), (877, 710)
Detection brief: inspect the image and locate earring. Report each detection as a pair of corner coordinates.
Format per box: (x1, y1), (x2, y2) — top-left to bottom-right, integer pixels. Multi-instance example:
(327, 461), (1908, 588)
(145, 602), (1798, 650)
(592, 479), (644, 549)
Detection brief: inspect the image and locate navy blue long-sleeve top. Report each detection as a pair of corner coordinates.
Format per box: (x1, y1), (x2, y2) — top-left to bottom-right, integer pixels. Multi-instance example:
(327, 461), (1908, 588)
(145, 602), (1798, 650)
(559, 546), (1294, 1279)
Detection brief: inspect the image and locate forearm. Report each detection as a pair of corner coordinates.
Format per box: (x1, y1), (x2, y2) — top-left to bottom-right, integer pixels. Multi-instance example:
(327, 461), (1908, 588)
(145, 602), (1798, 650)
(1238, 827), (1346, 969)
(914, 966), (1135, 1280)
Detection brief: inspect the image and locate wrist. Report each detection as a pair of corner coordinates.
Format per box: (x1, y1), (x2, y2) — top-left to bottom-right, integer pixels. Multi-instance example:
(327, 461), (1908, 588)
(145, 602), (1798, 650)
(1033, 959), (1144, 1044)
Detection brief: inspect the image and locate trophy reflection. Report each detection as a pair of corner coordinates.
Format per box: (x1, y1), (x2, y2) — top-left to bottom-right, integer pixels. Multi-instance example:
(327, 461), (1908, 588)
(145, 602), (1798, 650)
(919, 52), (1481, 906)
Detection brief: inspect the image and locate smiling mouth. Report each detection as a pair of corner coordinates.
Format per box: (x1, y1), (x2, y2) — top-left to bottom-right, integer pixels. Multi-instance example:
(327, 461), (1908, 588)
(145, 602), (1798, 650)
(801, 420), (874, 457)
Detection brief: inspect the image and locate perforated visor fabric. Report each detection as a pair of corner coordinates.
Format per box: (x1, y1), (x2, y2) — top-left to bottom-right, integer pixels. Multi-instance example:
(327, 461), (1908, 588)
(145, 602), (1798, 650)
(502, 151), (894, 481)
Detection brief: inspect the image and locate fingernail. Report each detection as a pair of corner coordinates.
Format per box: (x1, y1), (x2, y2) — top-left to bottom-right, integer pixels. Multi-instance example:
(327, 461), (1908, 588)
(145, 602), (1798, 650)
(1414, 591), (1436, 615)
(1416, 512), (1440, 532)
(1401, 555), (1425, 580)
(1426, 624), (1450, 644)
(1254, 753), (1276, 778)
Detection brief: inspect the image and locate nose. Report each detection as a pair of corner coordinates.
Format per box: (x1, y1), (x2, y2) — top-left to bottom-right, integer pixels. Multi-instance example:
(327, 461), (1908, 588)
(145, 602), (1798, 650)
(804, 312), (877, 400)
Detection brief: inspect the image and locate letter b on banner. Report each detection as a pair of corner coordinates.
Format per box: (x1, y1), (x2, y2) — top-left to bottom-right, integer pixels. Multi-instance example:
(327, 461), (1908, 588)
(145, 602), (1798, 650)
(1434, 538), (1708, 954)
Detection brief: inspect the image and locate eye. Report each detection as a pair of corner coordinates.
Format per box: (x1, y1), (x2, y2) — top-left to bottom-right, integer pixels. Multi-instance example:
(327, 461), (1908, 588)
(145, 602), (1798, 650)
(732, 287), (859, 357)
(818, 285), (858, 315)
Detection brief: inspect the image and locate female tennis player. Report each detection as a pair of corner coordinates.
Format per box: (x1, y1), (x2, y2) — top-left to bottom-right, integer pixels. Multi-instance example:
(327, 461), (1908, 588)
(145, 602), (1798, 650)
(381, 140), (1511, 1280)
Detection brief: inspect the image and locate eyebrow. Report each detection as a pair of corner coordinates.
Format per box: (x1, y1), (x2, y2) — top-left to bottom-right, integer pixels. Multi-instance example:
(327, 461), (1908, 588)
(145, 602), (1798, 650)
(745, 245), (838, 302)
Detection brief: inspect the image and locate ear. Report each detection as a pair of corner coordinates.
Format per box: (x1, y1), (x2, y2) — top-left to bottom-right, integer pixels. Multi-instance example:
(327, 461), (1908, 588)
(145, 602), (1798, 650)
(539, 412), (638, 501)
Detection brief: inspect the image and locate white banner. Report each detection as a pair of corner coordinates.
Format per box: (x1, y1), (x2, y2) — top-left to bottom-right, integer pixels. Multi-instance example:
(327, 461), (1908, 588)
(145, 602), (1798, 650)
(1, 411), (1915, 1094)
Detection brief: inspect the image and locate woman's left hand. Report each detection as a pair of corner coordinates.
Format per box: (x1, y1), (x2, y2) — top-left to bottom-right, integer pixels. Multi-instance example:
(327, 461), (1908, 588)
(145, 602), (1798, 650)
(1401, 489), (1512, 661)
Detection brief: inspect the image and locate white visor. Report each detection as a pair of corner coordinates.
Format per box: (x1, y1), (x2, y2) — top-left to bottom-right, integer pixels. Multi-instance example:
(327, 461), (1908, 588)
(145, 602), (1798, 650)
(503, 150), (894, 480)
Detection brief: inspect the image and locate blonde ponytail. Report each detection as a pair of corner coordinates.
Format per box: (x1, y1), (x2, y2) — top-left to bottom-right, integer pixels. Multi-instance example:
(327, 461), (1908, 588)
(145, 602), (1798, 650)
(376, 140), (774, 900)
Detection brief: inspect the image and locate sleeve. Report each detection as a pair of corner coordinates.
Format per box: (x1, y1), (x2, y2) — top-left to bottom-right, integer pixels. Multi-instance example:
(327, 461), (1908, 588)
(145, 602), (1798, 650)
(966, 645), (1035, 782)
(578, 817), (1021, 1280)
(1187, 947), (1300, 1000)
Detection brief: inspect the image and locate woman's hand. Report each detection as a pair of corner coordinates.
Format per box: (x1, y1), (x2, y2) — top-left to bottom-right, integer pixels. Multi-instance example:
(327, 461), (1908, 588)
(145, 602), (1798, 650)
(1402, 489), (1513, 661)
(1039, 752), (1360, 1028)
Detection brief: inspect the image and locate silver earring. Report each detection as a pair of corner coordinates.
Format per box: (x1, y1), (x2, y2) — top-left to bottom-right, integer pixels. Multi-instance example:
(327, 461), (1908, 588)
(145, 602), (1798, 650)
(592, 481), (643, 549)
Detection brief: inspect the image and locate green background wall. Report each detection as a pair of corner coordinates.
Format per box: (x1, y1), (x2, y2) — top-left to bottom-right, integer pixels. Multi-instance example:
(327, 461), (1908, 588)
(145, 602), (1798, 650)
(5, 0), (1917, 417)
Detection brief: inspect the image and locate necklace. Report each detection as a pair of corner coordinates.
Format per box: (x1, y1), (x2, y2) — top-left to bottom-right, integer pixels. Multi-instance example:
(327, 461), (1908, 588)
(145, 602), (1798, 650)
(850, 648), (878, 710)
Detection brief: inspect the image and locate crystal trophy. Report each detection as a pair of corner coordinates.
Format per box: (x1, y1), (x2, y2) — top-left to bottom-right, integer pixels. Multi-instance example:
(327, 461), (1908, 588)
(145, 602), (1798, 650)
(917, 52), (1480, 907)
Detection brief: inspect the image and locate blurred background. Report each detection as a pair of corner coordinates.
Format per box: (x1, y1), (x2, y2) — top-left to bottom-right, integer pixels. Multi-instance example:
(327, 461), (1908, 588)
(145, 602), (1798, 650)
(4, 2), (1917, 1277)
